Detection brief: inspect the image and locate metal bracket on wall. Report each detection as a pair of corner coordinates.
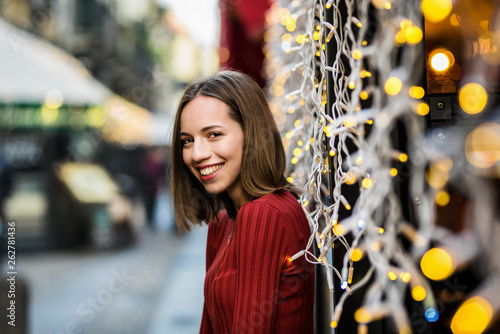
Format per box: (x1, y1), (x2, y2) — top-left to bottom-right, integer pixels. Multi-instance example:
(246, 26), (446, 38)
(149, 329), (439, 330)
(429, 96), (453, 122)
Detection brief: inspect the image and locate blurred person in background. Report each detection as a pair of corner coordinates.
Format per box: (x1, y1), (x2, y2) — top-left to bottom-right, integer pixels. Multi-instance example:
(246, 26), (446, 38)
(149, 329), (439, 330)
(170, 71), (315, 333)
(219, 0), (271, 87)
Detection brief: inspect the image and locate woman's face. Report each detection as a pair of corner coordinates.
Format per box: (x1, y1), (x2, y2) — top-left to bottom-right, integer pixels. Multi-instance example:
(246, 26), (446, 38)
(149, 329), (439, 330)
(180, 95), (244, 200)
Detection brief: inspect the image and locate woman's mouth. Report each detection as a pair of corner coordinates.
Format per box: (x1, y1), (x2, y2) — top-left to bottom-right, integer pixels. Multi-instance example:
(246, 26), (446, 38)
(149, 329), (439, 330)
(199, 163), (224, 181)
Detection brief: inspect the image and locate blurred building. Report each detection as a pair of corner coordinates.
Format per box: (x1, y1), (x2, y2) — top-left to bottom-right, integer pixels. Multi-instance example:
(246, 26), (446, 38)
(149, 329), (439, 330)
(0, 0), (213, 250)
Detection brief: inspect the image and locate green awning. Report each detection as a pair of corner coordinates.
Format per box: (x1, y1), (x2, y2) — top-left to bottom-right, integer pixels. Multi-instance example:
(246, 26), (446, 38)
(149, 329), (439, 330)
(0, 104), (106, 130)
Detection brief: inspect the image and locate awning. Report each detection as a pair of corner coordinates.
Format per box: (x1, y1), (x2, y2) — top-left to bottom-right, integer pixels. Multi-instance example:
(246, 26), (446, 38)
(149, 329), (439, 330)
(0, 19), (159, 146)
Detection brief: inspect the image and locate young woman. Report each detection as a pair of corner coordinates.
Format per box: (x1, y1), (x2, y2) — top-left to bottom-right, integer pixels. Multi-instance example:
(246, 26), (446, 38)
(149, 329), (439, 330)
(171, 71), (314, 333)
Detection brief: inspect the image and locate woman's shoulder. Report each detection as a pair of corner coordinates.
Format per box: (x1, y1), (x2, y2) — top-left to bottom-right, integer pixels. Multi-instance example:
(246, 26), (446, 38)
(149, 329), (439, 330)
(239, 191), (303, 219)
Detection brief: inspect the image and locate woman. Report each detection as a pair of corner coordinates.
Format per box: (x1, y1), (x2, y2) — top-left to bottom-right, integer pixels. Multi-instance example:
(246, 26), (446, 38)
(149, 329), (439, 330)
(171, 71), (314, 333)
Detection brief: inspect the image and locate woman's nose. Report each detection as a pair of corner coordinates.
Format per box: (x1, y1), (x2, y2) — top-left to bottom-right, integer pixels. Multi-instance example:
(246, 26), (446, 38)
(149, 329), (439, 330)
(192, 139), (211, 162)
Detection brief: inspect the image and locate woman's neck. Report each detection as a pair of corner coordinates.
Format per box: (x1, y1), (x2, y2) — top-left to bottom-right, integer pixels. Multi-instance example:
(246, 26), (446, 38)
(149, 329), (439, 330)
(227, 179), (252, 211)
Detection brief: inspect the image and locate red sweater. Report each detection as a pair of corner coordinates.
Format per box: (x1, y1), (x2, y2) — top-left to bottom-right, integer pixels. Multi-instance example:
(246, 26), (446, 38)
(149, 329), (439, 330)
(200, 191), (315, 334)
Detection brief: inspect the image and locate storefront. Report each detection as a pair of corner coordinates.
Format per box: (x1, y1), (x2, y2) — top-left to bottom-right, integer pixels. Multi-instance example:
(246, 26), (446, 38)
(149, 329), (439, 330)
(0, 19), (154, 250)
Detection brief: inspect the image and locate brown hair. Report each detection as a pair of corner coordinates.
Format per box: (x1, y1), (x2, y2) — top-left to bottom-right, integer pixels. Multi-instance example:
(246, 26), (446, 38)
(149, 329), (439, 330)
(170, 70), (299, 231)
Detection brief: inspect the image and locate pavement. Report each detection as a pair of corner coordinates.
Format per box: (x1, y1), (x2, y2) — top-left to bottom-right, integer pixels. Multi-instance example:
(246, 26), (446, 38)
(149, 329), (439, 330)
(12, 225), (207, 334)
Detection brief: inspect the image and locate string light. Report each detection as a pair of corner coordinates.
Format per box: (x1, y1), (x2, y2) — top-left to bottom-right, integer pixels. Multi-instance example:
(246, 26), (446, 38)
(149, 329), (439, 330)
(264, 0), (437, 330)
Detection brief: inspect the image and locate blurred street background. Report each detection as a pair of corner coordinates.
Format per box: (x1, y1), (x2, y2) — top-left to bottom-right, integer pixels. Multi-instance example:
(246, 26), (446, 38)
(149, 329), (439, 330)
(0, 0), (243, 333)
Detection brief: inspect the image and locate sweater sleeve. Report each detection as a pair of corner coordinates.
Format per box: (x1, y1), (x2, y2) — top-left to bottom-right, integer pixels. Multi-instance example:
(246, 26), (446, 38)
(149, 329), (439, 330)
(232, 201), (287, 333)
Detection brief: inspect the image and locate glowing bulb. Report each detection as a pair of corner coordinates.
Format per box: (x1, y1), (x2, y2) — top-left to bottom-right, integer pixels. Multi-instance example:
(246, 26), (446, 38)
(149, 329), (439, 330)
(352, 49), (362, 60)
(291, 157), (299, 164)
(360, 90), (368, 100)
(362, 178), (373, 188)
(404, 26), (423, 44)
(350, 248), (363, 261)
(333, 224), (345, 236)
(400, 272), (411, 282)
(385, 77), (402, 95)
(420, 247), (456, 280)
(293, 148), (303, 156)
(451, 296), (493, 334)
(459, 83), (488, 115)
(435, 190), (450, 206)
(390, 168), (398, 176)
(399, 153), (408, 162)
(416, 102), (430, 116)
(344, 172), (357, 185)
(411, 285), (427, 301)
(425, 308), (439, 322)
(388, 272), (397, 280)
(394, 31), (406, 45)
(343, 116), (357, 127)
(329, 149), (336, 156)
(348, 81), (356, 89)
(465, 123), (500, 168)
(340, 280), (348, 290)
(294, 119), (301, 128)
(287, 177), (294, 183)
(421, 0), (452, 23)
(409, 86), (425, 99)
(425, 163), (449, 188)
(355, 307), (372, 323)
(430, 53), (451, 72)
(282, 33), (293, 43)
(357, 219), (366, 229)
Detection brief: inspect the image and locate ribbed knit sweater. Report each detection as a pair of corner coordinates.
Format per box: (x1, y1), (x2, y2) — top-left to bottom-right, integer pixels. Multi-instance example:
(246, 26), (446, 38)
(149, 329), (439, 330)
(200, 191), (315, 334)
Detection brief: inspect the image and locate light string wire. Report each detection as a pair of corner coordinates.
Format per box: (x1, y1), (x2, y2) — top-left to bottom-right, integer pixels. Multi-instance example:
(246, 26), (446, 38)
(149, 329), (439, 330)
(264, 0), (437, 330)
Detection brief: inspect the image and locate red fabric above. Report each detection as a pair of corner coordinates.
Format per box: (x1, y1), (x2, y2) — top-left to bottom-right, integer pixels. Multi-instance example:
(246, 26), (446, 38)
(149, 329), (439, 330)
(219, 0), (272, 87)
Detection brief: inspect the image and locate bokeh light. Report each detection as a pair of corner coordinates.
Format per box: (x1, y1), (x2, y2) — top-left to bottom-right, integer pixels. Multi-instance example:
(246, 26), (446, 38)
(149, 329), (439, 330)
(465, 123), (500, 168)
(409, 86), (425, 99)
(350, 247), (363, 261)
(451, 296), (493, 334)
(459, 83), (488, 115)
(421, 0), (452, 22)
(425, 162), (450, 188)
(425, 308), (439, 322)
(420, 247), (456, 280)
(411, 285), (427, 301)
(385, 77), (403, 95)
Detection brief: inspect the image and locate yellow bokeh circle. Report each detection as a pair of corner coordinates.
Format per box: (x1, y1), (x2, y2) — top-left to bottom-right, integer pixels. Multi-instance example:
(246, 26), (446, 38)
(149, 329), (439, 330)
(459, 83), (488, 115)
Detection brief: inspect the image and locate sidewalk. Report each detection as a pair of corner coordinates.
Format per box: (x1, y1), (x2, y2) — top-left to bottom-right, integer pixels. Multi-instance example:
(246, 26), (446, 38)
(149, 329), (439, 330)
(12, 225), (207, 334)
(147, 226), (207, 334)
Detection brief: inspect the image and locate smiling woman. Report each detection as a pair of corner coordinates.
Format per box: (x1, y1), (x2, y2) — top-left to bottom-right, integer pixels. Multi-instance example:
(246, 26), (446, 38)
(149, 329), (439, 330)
(170, 71), (315, 333)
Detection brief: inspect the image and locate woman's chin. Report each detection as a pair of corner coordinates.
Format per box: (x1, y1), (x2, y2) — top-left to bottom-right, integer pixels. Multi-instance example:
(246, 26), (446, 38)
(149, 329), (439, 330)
(201, 185), (223, 196)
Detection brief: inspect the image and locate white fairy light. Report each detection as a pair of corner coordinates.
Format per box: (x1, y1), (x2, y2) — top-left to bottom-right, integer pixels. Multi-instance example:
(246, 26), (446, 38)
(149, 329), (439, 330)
(265, 0), (433, 330)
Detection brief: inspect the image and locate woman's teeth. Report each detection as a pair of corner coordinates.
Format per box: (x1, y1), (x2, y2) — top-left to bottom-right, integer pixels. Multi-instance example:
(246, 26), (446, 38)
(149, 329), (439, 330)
(200, 164), (224, 176)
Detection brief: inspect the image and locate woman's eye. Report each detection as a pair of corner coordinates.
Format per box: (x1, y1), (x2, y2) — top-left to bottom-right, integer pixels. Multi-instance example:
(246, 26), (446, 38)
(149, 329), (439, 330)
(181, 138), (193, 146)
(209, 132), (222, 138)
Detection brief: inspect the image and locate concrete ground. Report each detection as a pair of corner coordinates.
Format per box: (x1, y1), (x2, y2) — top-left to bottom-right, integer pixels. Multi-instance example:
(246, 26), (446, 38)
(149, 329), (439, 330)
(12, 226), (207, 334)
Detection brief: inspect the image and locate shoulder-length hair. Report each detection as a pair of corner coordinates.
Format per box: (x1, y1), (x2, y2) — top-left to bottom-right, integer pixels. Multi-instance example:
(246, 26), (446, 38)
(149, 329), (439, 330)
(171, 70), (299, 231)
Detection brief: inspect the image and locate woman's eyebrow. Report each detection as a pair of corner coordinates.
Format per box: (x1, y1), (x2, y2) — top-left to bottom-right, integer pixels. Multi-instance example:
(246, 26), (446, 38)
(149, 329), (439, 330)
(201, 125), (223, 132)
(180, 125), (222, 137)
